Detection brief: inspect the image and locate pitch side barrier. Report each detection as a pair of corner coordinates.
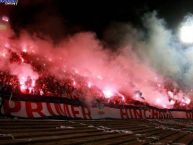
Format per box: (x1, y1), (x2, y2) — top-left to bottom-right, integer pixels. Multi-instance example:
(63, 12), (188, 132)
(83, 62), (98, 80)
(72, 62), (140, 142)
(0, 94), (193, 119)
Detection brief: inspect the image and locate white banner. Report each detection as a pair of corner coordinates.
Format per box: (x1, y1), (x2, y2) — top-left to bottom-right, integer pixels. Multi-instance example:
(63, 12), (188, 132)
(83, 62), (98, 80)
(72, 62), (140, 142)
(1, 99), (193, 119)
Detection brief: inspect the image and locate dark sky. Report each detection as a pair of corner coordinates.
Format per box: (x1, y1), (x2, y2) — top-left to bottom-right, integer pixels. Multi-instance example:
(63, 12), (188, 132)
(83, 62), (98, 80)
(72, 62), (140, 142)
(1, 0), (193, 41)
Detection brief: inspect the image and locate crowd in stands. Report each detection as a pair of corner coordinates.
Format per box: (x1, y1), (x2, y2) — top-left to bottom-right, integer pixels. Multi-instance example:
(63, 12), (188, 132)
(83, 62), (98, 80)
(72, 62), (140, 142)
(1, 70), (193, 109)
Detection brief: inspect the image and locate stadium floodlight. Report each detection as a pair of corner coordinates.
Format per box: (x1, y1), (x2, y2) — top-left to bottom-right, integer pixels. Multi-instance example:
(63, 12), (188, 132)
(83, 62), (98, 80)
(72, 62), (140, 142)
(179, 15), (193, 44)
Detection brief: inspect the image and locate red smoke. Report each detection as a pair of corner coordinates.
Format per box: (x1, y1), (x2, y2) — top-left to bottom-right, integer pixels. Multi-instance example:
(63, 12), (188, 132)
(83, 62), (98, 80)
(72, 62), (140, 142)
(0, 16), (192, 109)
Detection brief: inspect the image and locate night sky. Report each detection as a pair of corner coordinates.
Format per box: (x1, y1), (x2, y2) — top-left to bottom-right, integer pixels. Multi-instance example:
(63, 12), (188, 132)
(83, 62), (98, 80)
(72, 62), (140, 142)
(1, 0), (193, 41)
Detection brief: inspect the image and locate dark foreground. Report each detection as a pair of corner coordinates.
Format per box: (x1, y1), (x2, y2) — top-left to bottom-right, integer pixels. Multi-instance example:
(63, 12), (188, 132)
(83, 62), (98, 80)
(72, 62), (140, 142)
(0, 119), (193, 145)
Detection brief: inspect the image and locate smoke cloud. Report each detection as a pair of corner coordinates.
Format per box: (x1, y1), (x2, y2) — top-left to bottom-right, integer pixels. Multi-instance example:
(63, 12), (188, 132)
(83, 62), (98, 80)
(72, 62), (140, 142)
(1, 11), (193, 108)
